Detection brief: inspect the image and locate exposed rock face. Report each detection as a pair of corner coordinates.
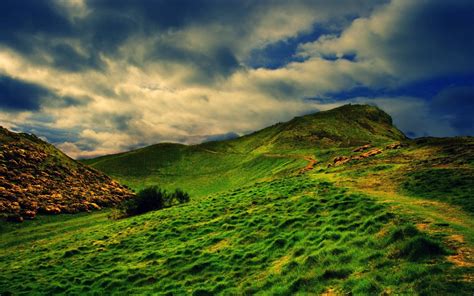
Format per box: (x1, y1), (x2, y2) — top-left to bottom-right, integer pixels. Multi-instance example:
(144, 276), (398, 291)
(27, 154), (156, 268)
(0, 127), (134, 220)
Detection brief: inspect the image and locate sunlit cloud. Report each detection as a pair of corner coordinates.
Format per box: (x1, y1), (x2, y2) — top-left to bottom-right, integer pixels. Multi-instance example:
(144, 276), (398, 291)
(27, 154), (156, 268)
(0, 0), (472, 158)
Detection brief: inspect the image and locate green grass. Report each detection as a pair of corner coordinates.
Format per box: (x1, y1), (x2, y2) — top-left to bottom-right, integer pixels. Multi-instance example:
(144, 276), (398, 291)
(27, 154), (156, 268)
(402, 168), (474, 214)
(1, 175), (470, 295)
(82, 104), (406, 196)
(85, 147), (306, 197)
(2, 105), (473, 295)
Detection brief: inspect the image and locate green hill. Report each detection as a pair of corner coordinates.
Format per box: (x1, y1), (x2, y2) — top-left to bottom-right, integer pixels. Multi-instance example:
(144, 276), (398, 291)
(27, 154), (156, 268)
(2, 104), (473, 295)
(82, 104), (406, 196)
(212, 103), (406, 153)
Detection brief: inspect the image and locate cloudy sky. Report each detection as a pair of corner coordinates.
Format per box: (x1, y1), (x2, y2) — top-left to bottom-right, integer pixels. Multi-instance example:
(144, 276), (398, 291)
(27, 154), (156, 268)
(1, 0), (473, 158)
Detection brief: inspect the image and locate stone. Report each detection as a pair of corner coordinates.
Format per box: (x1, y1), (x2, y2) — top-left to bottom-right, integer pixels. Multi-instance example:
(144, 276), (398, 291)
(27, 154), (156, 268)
(333, 156), (351, 166)
(360, 148), (383, 158)
(22, 210), (36, 219)
(386, 142), (403, 150)
(353, 144), (372, 152)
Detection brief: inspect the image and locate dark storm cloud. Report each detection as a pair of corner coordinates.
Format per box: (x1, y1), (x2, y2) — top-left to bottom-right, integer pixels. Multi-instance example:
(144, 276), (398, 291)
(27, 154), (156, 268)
(431, 86), (474, 135)
(0, 0), (73, 53)
(84, 0), (258, 81)
(0, 75), (90, 111)
(13, 123), (81, 144)
(0, 75), (50, 111)
(386, 0), (474, 76)
(315, 0), (474, 79)
(85, 0), (212, 29)
(50, 44), (104, 72)
(84, 11), (139, 54)
(148, 43), (240, 83)
(0, 0), (250, 77)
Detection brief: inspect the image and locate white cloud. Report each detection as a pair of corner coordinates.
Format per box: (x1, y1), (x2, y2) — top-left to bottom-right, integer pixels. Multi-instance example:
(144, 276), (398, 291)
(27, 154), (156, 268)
(1, 0), (472, 158)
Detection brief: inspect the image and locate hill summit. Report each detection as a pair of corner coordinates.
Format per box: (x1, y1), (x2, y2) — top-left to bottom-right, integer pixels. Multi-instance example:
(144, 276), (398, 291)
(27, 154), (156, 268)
(0, 127), (133, 221)
(211, 104), (407, 153)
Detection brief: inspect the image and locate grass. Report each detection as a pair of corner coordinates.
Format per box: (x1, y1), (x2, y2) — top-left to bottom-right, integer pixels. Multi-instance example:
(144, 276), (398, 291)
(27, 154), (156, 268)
(81, 104), (406, 196)
(2, 105), (473, 294)
(402, 168), (474, 214)
(1, 175), (471, 295)
(82, 144), (306, 197)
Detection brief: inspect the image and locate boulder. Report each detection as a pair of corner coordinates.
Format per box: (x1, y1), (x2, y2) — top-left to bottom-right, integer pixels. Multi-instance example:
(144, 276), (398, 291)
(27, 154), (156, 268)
(22, 210), (36, 219)
(386, 142), (403, 150)
(360, 148), (383, 158)
(88, 202), (101, 210)
(44, 205), (61, 214)
(353, 144), (372, 152)
(333, 156), (351, 166)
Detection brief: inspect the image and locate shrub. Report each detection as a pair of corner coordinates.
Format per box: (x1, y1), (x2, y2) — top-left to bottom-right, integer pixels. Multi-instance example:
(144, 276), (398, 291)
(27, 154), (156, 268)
(172, 188), (190, 204)
(114, 186), (191, 218)
(121, 186), (166, 216)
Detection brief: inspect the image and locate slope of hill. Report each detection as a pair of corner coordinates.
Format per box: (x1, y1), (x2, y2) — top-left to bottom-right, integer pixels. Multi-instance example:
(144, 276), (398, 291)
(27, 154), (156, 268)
(1, 172), (472, 295)
(83, 104), (406, 195)
(0, 127), (133, 220)
(1, 104), (473, 294)
(207, 104), (406, 153)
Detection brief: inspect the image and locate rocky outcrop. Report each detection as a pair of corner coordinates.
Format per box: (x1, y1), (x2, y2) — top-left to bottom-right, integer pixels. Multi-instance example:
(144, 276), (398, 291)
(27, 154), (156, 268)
(386, 142), (403, 150)
(361, 148), (382, 158)
(331, 146), (389, 167)
(353, 144), (372, 152)
(333, 156), (351, 166)
(0, 127), (134, 221)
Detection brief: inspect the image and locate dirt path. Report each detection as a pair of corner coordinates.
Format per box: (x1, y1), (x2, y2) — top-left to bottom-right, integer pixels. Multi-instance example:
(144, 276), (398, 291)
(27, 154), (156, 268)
(300, 157), (317, 173)
(309, 171), (474, 270)
(263, 154), (317, 174)
(363, 189), (474, 269)
(200, 148), (220, 154)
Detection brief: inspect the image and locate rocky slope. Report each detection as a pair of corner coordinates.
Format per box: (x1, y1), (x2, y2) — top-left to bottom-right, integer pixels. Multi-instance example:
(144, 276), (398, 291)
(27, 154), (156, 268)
(0, 127), (133, 221)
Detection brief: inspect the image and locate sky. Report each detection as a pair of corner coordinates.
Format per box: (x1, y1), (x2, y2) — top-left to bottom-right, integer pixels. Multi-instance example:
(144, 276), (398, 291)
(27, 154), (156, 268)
(0, 0), (473, 158)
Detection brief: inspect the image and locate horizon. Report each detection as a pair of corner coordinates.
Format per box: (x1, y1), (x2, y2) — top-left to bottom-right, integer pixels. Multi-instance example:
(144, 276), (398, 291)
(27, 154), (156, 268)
(4, 102), (468, 161)
(1, 0), (473, 158)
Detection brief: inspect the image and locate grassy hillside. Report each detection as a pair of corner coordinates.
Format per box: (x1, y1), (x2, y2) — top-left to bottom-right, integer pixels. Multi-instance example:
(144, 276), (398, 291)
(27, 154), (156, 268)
(1, 104), (473, 294)
(82, 104), (406, 196)
(83, 143), (305, 196)
(1, 174), (471, 295)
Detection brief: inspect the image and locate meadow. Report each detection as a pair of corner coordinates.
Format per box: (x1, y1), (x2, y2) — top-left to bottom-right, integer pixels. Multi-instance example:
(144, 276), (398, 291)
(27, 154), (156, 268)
(2, 173), (471, 295)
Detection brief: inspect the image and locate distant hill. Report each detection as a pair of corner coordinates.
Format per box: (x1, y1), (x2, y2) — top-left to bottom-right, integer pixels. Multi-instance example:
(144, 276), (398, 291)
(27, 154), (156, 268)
(83, 104), (406, 195)
(0, 127), (133, 221)
(204, 104), (406, 153)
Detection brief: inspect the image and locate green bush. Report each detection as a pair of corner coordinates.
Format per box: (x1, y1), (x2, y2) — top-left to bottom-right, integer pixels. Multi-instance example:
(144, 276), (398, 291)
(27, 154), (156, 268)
(172, 188), (190, 204)
(115, 186), (191, 218)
